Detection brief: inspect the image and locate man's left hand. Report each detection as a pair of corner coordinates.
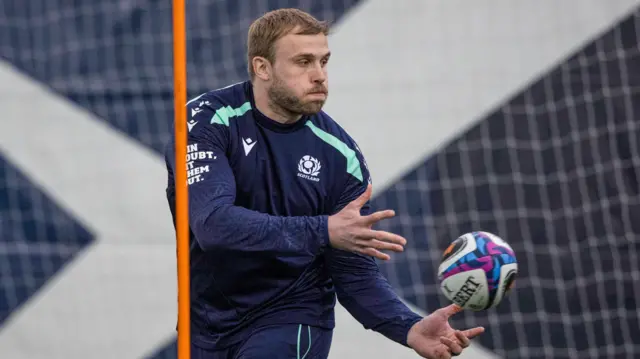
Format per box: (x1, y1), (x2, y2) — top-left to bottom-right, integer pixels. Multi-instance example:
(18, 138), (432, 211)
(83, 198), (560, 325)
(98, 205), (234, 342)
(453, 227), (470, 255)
(407, 304), (485, 359)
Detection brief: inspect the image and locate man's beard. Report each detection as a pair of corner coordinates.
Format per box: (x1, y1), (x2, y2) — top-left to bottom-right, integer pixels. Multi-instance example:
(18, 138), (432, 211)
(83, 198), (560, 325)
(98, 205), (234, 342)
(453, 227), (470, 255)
(267, 76), (327, 117)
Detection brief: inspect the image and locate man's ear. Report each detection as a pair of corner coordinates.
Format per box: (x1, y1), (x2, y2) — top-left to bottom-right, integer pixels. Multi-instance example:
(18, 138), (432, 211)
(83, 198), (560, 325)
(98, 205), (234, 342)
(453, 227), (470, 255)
(252, 56), (271, 81)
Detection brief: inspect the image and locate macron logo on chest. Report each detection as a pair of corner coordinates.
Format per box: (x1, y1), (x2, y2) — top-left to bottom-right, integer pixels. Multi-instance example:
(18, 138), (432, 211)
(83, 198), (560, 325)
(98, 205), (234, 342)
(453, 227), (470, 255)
(242, 137), (256, 156)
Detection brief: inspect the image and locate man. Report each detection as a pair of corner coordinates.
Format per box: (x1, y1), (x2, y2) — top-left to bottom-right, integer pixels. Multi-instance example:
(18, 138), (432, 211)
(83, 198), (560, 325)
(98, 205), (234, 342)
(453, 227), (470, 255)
(164, 8), (484, 359)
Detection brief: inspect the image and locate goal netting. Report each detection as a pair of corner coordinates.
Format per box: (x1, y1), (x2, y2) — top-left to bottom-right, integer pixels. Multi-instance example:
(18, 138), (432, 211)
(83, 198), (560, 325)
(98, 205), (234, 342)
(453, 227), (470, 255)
(1, 1), (639, 359)
(374, 9), (640, 359)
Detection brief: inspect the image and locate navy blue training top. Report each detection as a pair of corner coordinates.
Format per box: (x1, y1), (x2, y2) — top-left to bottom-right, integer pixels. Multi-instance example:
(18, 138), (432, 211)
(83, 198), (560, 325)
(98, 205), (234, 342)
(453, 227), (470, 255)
(164, 81), (422, 350)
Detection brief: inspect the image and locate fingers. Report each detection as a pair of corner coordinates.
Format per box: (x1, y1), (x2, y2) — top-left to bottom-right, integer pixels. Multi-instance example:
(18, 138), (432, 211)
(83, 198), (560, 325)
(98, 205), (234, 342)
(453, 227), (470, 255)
(461, 326), (485, 339)
(359, 247), (391, 261)
(433, 346), (452, 359)
(352, 229), (407, 260)
(366, 229), (407, 246)
(362, 209), (396, 225)
(350, 184), (372, 209)
(437, 304), (464, 318)
(355, 238), (404, 261)
(454, 330), (471, 348)
(440, 329), (481, 358)
(356, 238), (404, 253)
(440, 337), (462, 356)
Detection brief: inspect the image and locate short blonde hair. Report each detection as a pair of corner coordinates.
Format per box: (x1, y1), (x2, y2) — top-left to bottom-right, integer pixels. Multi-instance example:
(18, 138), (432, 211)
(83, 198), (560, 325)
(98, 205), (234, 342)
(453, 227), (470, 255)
(247, 8), (330, 79)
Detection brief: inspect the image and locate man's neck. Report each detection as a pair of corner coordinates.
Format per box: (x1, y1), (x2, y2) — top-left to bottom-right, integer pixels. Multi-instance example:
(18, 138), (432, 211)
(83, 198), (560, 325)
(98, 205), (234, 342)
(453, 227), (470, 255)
(252, 83), (301, 124)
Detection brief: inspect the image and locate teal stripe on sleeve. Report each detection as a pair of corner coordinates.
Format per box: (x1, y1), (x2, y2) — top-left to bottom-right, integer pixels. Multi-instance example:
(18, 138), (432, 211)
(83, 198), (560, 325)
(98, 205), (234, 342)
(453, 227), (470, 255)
(210, 102), (252, 126)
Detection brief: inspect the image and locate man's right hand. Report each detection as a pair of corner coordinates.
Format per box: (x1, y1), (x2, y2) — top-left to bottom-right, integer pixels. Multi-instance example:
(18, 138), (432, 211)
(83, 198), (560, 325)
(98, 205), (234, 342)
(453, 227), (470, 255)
(327, 184), (407, 260)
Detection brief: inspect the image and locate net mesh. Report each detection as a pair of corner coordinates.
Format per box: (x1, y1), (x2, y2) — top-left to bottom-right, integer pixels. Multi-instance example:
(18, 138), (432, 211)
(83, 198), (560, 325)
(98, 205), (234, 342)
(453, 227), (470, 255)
(0, 153), (93, 325)
(374, 9), (640, 359)
(0, 0), (358, 154)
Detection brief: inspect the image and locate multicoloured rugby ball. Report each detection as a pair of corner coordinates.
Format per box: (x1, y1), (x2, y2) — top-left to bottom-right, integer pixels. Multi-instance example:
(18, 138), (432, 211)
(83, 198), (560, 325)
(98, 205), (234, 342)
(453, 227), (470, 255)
(438, 231), (518, 311)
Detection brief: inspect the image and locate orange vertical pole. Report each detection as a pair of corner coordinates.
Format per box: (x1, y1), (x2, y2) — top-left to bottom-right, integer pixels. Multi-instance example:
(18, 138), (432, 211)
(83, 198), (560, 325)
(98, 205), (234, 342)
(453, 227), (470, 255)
(172, 0), (190, 357)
